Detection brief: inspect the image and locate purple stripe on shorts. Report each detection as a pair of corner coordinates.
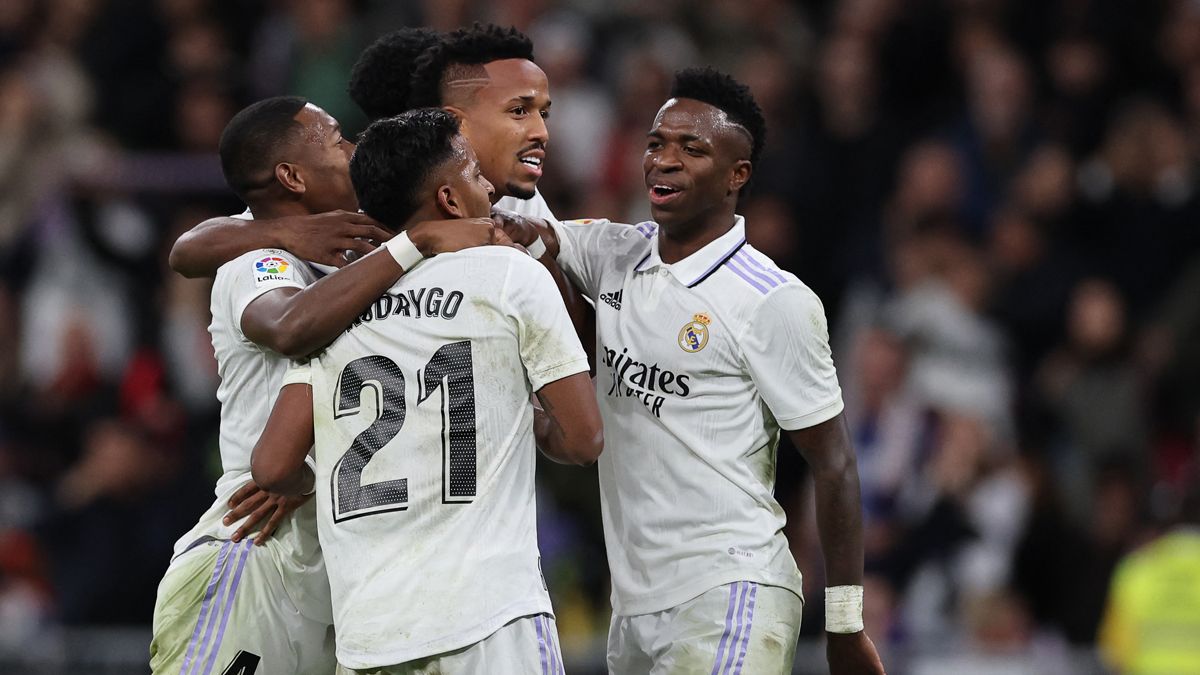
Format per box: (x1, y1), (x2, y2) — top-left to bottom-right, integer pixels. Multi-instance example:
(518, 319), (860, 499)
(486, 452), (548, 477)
(535, 613), (549, 675)
(720, 582), (751, 674)
(180, 540), (234, 675)
(732, 252), (781, 289)
(547, 616), (564, 675)
(723, 257), (771, 294)
(710, 582), (741, 675)
(731, 583), (759, 675)
(736, 251), (788, 284)
(198, 539), (254, 675)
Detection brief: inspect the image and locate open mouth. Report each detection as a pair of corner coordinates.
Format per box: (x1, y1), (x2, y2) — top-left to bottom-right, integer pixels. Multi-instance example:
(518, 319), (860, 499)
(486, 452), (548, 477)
(648, 184), (682, 205)
(518, 153), (544, 177)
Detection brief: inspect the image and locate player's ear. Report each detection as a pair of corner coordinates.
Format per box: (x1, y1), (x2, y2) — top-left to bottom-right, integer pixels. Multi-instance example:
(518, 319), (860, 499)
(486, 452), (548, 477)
(728, 160), (751, 195)
(436, 184), (465, 218)
(275, 162), (306, 195)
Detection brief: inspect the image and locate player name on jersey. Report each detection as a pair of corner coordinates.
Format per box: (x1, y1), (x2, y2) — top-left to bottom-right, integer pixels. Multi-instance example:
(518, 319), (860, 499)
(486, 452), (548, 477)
(351, 286), (464, 328)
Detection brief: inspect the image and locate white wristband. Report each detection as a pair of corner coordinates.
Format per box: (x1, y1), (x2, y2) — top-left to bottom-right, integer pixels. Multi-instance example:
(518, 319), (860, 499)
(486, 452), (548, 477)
(825, 585), (864, 634)
(525, 234), (547, 259)
(384, 231), (424, 271)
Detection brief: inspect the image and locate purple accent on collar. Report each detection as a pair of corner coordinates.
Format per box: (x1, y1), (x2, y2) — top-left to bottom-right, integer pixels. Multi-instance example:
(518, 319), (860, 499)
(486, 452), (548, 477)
(635, 222), (657, 239)
(736, 250), (787, 284)
(634, 252), (654, 272)
(723, 256), (771, 294)
(686, 237), (748, 287)
(732, 252), (782, 289)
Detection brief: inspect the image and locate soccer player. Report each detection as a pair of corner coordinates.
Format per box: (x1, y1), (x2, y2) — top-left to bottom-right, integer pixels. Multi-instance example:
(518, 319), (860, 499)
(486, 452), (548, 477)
(149, 98), (497, 674)
(249, 108), (602, 673)
(499, 68), (886, 674)
(168, 24), (557, 279)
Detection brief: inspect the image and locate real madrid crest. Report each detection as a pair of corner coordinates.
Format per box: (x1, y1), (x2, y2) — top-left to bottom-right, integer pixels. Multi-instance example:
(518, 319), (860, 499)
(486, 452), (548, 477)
(678, 313), (711, 353)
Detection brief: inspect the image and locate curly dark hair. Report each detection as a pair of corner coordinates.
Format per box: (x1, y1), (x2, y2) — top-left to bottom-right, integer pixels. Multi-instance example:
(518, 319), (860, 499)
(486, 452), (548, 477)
(408, 23), (534, 108)
(350, 108), (463, 230)
(670, 67), (766, 165)
(348, 27), (443, 120)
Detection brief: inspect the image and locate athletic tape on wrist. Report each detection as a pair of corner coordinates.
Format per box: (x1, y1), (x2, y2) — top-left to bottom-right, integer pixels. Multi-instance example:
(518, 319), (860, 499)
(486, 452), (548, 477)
(525, 235), (548, 259)
(825, 585), (864, 634)
(384, 231), (424, 271)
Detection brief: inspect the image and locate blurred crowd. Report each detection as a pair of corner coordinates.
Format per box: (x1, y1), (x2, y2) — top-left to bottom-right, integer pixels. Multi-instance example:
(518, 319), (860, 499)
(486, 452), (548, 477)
(2, 0), (1200, 672)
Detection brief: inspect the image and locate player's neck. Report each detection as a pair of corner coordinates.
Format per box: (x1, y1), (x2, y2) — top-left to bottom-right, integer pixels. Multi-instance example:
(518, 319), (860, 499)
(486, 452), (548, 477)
(399, 203), (450, 233)
(657, 209), (737, 264)
(249, 200), (318, 222)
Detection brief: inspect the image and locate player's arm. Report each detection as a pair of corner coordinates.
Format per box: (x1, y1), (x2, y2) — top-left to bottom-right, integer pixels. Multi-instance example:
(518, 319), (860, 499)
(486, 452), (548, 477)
(250, 377), (316, 496)
(168, 210), (393, 278)
(241, 218), (499, 359)
(787, 417), (884, 673)
(533, 373), (603, 465)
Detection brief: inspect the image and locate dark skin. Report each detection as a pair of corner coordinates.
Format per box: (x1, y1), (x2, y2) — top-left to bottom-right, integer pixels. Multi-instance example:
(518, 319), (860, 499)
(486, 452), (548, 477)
(252, 139), (602, 494)
(206, 104), (498, 543)
(500, 97), (884, 674)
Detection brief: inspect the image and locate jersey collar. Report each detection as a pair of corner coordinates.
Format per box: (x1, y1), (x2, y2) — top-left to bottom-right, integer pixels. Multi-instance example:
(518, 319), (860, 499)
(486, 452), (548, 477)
(633, 216), (748, 288)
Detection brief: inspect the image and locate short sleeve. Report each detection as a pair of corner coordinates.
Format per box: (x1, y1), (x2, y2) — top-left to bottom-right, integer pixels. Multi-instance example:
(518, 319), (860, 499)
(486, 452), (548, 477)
(548, 218), (637, 301)
(741, 284), (844, 430)
(226, 248), (309, 328)
(503, 255), (590, 391)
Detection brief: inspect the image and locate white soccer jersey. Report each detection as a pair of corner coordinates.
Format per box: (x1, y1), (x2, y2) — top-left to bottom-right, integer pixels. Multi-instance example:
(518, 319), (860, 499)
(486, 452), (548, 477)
(549, 215), (844, 616)
(497, 190), (556, 222)
(291, 246), (588, 669)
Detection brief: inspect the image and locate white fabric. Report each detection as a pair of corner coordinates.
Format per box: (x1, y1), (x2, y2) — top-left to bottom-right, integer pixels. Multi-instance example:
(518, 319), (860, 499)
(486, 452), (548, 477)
(297, 246), (588, 668)
(496, 191), (556, 222)
(166, 241), (333, 640)
(549, 216), (843, 616)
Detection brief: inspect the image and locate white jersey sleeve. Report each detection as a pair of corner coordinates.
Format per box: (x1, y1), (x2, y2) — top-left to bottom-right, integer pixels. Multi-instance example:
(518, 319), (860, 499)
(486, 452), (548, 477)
(504, 255), (590, 391)
(741, 284), (844, 430)
(548, 218), (642, 301)
(227, 248), (308, 330)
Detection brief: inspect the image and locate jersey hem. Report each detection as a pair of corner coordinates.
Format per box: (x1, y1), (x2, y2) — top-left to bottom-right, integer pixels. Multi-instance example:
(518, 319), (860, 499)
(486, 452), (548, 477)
(334, 599), (554, 669)
(529, 357), (591, 392)
(776, 397), (845, 431)
(611, 568), (804, 616)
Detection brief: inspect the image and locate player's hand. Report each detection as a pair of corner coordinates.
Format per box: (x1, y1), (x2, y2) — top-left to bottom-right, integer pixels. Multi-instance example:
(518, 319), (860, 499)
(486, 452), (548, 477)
(827, 631), (886, 674)
(223, 481), (312, 546)
(490, 208), (541, 247)
(272, 210), (393, 268)
(407, 217), (497, 256)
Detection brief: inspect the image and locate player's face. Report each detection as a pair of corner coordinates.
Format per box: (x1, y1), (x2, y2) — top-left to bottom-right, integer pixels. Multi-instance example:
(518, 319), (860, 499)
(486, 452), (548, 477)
(455, 59), (550, 201)
(443, 134), (495, 218)
(293, 103), (358, 213)
(643, 98), (752, 230)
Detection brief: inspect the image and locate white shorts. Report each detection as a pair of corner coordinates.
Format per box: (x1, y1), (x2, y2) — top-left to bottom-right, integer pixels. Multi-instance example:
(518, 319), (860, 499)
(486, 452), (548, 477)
(335, 613), (564, 675)
(150, 538), (336, 675)
(607, 581), (803, 675)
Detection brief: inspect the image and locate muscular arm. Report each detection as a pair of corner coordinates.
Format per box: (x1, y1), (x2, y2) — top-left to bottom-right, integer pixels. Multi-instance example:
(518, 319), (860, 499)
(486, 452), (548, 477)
(168, 211), (392, 279)
(250, 383), (316, 496)
(533, 372), (603, 466)
(241, 218), (498, 359)
(788, 413), (864, 588)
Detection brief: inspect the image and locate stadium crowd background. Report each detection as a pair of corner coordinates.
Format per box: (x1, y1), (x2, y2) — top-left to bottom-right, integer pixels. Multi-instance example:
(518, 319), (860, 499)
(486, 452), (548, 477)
(1, 0), (1199, 672)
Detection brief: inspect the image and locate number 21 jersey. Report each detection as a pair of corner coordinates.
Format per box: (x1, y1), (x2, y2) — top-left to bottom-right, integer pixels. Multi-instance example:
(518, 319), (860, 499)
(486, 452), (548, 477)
(296, 246), (588, 669)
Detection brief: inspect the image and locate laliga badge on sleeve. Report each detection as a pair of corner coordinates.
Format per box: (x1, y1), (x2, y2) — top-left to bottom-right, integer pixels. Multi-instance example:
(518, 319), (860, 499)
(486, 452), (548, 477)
(253, 253), (295, 287)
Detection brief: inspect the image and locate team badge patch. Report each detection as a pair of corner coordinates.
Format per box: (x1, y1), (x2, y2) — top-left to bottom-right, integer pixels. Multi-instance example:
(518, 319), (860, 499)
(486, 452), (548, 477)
(253, 253), (295, 287)
(678, 313), (711, 353)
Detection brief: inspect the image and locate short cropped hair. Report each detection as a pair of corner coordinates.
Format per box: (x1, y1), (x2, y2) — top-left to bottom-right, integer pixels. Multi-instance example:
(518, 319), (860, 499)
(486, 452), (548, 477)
(670, 67), (766, 165)
(408, 23), (534, 108)
(218, 96), (308, 201)
(348, 27), (443, 121)
(350, 108), (463, 229)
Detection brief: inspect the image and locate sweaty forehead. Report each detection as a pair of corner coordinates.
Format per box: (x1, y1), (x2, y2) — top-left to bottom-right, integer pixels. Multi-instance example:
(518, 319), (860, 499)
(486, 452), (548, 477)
(476, 59), (549, 101)
(652, 98), (750, 153)
(295, 103), (337, 143)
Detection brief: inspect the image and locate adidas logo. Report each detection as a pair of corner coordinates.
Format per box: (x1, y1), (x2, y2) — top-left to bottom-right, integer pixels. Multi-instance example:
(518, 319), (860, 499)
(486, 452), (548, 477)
(600, 289), (623, 310)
